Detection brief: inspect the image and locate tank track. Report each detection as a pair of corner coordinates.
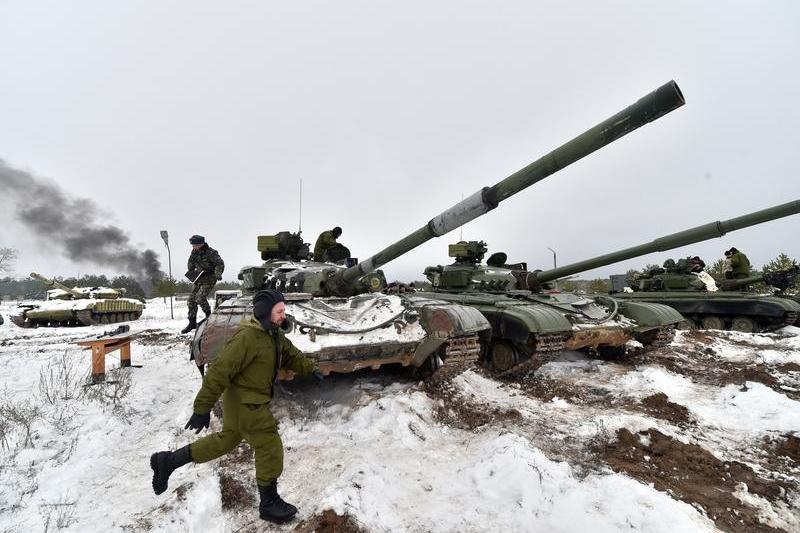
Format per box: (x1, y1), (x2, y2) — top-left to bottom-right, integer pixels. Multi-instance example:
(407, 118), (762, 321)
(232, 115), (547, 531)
(441, 334), (482, 368)
(76, 310), (142, 327)
(636, 326), (676, 348)
(495, 332), (569, 380)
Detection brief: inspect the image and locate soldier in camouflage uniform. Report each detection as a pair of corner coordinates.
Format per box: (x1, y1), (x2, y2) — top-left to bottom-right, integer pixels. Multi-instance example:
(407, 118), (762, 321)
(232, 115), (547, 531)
(150, 289), (323, 524)
(181, 235), (225, 334)
(313, 226), (342, 261)
(724, 247), (751, 279)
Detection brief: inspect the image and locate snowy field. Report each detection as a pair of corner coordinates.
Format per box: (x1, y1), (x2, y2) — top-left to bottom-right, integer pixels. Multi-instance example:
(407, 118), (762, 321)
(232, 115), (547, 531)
(0, 299), (798, 532)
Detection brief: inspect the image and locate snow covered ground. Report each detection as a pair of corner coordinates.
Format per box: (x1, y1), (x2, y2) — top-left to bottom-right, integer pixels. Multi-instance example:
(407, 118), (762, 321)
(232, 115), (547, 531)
(0, 299), (798, 532)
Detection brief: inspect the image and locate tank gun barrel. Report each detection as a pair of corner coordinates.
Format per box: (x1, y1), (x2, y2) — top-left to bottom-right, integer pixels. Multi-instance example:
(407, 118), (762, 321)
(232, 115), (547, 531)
(528, 200), (800, 286)
(30, 272), (84, 298)
(330, 80), (685, 293)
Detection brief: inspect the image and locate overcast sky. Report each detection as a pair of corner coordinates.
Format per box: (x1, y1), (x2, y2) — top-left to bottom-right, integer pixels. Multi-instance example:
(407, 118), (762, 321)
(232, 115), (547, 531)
(1, 1), (799, 284)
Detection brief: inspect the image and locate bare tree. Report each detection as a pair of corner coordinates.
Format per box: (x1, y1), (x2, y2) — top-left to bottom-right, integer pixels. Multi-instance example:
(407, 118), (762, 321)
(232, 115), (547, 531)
(0, 247), (18, 273)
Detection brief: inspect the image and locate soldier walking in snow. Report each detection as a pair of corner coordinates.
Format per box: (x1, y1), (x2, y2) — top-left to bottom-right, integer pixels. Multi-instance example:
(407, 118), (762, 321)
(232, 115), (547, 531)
(150, 289), (323, 524)
(181, 235), (224, 334)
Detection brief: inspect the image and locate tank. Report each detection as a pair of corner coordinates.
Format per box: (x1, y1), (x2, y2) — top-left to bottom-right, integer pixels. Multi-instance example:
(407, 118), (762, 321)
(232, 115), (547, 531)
(419, 240), (684, 372)
(513, 200), (800, 333)
(191, 80), (686, 377)
(9, 272), (145, 328)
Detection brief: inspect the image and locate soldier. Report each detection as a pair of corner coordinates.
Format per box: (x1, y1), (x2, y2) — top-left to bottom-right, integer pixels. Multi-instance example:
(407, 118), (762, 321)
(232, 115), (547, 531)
(313, 226), (342, 261)
(725, 247), (751, 279)
(181, 235), (224, 334)
(150, 289), (323, 524)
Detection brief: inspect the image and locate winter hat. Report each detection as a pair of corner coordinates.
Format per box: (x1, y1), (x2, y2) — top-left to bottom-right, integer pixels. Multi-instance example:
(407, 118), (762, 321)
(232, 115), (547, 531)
(189, 235), (206, 245)
(253, 289), (285, 320)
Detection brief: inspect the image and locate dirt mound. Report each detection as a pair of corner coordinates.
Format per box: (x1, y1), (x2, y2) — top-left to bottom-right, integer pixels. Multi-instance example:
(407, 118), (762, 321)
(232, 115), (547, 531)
(640, 393), (692, 425)
(292, 509), (368, 533)
(775, 434), (800, 463)
(423, 368), (523, 430)
(515, 374), (613, 407)
(604, 428), (789, 533)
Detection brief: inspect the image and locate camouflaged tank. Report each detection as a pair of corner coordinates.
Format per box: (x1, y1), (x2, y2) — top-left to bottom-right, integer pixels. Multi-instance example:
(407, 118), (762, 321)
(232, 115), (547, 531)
(598, 202), (800, 332)
(419, 241), (684, 373)
(9, 272), (145, 327)
(191, 80), (685, 378)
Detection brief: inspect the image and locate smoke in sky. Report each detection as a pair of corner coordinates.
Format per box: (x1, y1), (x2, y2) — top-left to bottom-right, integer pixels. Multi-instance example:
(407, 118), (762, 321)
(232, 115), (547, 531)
(0, 158), (164, 284)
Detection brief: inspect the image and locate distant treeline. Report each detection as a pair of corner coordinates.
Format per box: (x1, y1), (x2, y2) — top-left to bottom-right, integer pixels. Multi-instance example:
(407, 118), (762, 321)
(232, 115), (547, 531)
(0, 274), (243, 301)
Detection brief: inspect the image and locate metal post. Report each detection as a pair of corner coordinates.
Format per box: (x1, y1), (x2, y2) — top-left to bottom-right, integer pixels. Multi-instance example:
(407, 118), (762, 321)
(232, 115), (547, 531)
(547, 247), (557, 268)
(160, 230), (174, 319)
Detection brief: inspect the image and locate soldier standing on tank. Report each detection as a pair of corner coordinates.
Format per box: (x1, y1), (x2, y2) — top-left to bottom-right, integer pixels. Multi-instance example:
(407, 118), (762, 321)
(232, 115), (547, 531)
(724, 247), (751, 279)
(181, 235), (225, 334)
(313, 226), (342, 261)
(150, 289), (324, 524)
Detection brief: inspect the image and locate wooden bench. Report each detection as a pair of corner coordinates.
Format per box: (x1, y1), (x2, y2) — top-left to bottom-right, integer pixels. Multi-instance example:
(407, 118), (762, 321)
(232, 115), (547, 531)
(75, 333), (138, 383)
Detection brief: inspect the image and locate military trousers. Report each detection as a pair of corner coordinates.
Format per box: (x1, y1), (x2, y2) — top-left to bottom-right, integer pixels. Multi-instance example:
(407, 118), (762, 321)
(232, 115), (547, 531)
(187, 281), (215, 320)
(190, 388), (284, 485)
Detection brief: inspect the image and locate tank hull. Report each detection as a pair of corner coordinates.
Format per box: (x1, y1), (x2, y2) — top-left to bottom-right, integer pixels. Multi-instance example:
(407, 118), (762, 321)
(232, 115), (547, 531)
(414, 290), (682, 372)
(192, 293), (491, 378)
(612, 291), (800, 332)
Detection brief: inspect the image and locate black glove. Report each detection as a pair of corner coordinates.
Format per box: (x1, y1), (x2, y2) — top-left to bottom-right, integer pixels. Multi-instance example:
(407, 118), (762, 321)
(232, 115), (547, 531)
(184, 412), (210, 434)
(312, 369), (325, 383)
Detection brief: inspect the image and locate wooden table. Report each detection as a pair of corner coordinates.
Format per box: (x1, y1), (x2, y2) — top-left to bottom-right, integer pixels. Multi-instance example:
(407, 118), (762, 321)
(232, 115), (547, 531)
(75, 333), (137, 383)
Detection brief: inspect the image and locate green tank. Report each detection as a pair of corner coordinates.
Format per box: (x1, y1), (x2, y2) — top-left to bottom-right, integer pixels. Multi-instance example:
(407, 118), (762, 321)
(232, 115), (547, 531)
(192, 80), (686, 377)
(9, 272), (145, 327)
(518, 201), (800, 333)
(418, 241), (684, 372)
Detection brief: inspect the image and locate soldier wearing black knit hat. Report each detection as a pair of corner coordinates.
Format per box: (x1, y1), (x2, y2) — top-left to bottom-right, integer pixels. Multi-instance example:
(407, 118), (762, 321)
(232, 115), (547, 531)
(150, 289), (323, 524)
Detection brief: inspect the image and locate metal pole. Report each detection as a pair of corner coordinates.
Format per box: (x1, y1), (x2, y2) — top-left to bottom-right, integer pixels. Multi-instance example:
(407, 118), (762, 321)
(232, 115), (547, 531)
(166, 242), (174, 319)
(547, 247), (557, 268)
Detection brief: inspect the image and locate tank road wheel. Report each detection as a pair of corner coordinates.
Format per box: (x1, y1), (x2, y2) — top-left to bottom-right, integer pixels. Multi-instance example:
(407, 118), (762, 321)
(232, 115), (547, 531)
(489, 341), (518, 373)
(730, 316), (758, 333)
(701, 316), (726, 330)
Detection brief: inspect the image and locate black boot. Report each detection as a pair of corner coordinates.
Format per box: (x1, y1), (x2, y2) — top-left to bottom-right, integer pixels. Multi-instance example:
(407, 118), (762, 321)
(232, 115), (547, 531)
(150, 444), (193, 495)
(180, 318), (197, 334)
(258, 480), (298, 524)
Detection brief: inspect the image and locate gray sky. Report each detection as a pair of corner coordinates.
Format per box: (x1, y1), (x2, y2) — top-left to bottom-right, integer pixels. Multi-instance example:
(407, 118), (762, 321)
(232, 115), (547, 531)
(1, 1), (799, 284)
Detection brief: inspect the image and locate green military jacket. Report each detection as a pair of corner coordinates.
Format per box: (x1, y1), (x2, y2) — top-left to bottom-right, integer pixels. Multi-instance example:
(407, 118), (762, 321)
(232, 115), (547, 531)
(194, 316), (316, 413)
(313, 231), (337, 261)
(730, 251), (751, 279)
(188, 244), (225, 283)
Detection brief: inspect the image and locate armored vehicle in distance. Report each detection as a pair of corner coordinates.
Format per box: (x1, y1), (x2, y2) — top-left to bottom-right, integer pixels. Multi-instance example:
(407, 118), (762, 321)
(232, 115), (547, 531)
(192, 80), (686, 378)
(9, 273), (145, 328)
(620, 258), (800, 333)
(538, 200), (800, 333)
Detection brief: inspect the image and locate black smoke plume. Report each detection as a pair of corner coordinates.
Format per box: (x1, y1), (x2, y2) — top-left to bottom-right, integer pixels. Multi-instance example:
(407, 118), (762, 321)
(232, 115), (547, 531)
(0, 159), (165, 290)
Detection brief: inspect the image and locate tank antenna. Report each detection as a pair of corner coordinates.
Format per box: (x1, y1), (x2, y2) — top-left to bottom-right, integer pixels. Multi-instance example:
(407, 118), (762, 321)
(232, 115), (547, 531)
(298, 179), (303, 234)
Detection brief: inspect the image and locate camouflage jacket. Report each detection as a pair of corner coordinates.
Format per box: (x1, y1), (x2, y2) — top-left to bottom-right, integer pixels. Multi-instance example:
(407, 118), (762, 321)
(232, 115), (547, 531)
(193, 316), (316, 412)
(313, 231), (337, 261)
(187, 244), (225, 282)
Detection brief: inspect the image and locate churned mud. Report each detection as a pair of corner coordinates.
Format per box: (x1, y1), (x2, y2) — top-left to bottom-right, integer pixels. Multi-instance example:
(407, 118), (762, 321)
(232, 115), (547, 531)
(292, 509), (369, 533)
(603, 428), (790, 533)
(423, 367), (523, 430)
(639, 392), (692, 425)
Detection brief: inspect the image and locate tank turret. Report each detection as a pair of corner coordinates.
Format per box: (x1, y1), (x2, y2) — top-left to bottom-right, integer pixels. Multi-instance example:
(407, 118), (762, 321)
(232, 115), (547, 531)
(30, 272), (86, 299)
